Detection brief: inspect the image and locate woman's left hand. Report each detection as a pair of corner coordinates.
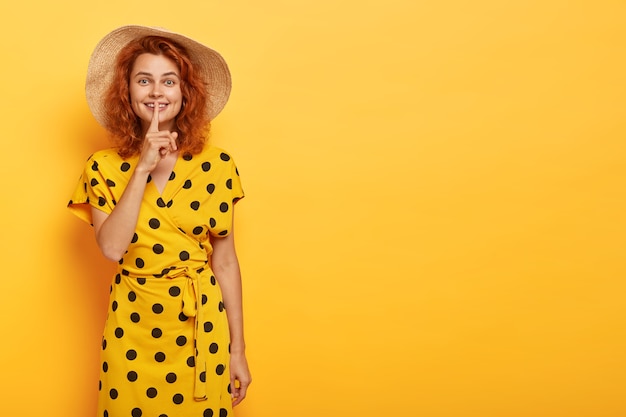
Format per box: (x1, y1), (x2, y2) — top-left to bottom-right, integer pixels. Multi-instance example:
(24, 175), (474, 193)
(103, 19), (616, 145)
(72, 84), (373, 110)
(230, 351), (252, 406)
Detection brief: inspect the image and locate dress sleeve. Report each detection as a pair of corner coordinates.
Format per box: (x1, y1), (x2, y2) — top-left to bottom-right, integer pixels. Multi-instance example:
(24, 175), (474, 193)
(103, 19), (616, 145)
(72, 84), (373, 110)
(229, 157), (245, 204)
(208, 152), (244, 237)
(67, 154), (116, 225)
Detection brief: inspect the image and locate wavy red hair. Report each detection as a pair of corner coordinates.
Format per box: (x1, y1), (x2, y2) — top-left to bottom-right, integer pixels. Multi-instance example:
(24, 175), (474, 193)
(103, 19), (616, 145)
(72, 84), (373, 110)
(104, 36), (210, 158)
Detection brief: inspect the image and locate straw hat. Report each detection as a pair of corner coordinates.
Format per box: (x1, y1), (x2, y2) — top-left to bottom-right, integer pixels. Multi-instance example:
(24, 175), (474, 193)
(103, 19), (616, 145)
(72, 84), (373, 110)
(85, 25), (231, 127)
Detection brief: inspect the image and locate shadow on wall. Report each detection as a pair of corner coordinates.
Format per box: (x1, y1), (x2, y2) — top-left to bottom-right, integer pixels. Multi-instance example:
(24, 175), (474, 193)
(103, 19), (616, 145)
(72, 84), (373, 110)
(58, 210), (115, 415)
(66, 218), (115, 316)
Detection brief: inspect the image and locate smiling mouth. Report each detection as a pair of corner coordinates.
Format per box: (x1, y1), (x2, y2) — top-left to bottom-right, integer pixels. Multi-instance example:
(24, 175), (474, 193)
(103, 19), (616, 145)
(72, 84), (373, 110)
(146, 103), (168, 109)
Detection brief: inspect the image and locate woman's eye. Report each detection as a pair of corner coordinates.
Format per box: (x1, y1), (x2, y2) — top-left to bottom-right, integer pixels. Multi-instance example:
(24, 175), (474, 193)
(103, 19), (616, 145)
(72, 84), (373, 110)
(138, 79), (149, 85)
(165, 80), (175, 86)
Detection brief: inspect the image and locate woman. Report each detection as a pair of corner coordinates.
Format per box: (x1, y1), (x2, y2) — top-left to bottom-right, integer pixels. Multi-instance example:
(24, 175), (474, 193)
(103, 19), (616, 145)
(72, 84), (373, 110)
(68, 25), (251, 417)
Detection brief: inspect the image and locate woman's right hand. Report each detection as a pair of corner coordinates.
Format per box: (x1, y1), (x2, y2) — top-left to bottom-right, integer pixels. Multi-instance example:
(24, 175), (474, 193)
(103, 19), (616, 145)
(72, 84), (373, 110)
(92, 107), (177, 261)
(136, 106), (178, 173)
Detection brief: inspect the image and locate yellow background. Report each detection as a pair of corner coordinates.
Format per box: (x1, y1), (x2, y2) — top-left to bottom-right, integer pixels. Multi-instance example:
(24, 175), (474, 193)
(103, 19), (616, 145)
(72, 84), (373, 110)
(1, 1), (625, 416)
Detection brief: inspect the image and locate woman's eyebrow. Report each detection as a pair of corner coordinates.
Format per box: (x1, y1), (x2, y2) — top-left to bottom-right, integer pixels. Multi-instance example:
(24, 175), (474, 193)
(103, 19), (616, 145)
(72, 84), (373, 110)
(133, 71), (180, 78)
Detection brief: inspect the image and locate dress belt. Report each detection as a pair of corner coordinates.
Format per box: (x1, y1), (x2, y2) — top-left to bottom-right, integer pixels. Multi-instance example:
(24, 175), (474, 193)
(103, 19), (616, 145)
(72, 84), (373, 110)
(165, 266), (211, 401)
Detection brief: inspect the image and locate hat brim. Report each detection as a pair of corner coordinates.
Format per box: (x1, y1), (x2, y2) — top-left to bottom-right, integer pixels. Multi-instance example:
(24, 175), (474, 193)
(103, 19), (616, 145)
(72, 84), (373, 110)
(86, 25), (231, 128)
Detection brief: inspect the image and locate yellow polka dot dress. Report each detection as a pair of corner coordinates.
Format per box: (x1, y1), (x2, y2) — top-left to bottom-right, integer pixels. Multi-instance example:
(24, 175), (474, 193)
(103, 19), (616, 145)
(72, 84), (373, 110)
(68, 145), (244, 417)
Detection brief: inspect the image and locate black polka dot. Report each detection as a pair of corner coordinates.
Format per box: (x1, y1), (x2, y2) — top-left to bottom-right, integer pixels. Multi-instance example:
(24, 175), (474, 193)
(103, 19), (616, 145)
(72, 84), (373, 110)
(130, 312), (140, 323)
(218, 230), (228, 236)
(152, 303), (164, 314)
(219, 408), (228, 417)
(127, 371), (138, 382)
(209, 218), (216, 228)
(219, 202), (229, 213)
(155, 352), (166, 362)
(169, 171), (176, 181)
(204, 409), (214, 417)
(187, 356), (195, 367)
(152, 328), (162, 338)
(204, 321), (213, 332)
(218, 301), (225, 312)
(183, 179), (192, 189)
(173, 393), (184, 404)
(147, 387), (158, 398)
(91, 160), (99, 171)
(106, 179), (116, 187)
(179, 312), (189, 322)
(157, 197), (166, 208)
(128, 291), (137, 302)
(179, 251), (190, 261)
(137, 277), (146, 285)
(169, 286), (181, 297)
(115, 327), (124, 338)
(202, 294), (208, 305)
(167, 199), (173, 207)
(132, 408), (142, 417)
(91, 178), (99, 187)
(166, 372), (177, 383)
(103, 361), (108, 372)
(216, 364), (225, 375)
(153, 244), (164, 254)
(190, 201), (200, 210)
(98, 196), (106, 206)
(220, 152), (230, 161)
(110, 389), (118, 399)
(199, 371), (206, 382)
(135, 258), (145, 268)
(183, 153), (193, 161)
(202, 162), (211, 171)
(131, 233), (139, 243)
(226, 178), (232, 189)
(112, 301), (118, 311)
(193, 226), (204, 235)
(120, 162), (130, 172)
(147, 174), (152, 183)
(209, 343), (219, 354)
(206, 183), (215, 194)
(102, 338), (107, 350)
(126, 349), (137, 360)
(176, 336), (187, 346)
(149, 218), (160, 229)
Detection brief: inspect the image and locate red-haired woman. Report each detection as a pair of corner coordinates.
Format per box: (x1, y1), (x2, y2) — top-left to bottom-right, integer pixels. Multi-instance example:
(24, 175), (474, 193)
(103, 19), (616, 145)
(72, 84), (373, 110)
(68, 26), (251, 417)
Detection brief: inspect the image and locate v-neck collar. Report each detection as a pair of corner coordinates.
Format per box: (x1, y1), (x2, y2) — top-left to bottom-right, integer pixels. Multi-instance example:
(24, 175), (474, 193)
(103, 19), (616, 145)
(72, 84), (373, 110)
(150, 153), (181, 197)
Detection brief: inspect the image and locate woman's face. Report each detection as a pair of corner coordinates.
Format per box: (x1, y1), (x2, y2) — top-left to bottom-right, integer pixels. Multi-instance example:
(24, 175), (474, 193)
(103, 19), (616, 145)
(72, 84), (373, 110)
(129, 53), (183, 132)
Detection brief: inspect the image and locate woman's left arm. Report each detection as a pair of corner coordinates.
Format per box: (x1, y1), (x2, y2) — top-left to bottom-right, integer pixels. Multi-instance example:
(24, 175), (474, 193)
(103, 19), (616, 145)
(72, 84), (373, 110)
(210, 217), (252, 406)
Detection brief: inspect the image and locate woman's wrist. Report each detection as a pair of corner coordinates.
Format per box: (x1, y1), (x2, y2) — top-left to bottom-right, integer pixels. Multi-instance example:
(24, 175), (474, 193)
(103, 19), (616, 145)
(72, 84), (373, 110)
(131, 165), (152, 178)
(230, 341), (246, 355)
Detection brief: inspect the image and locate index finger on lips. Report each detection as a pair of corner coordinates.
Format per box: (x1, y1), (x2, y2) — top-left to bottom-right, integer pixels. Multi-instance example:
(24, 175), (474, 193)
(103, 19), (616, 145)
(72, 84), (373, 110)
(149, 104), (159, 133)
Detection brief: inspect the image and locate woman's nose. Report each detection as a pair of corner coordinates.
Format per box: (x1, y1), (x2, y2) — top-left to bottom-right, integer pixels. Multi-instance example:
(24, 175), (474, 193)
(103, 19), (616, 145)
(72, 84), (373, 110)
(149, 85), (163, 97)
